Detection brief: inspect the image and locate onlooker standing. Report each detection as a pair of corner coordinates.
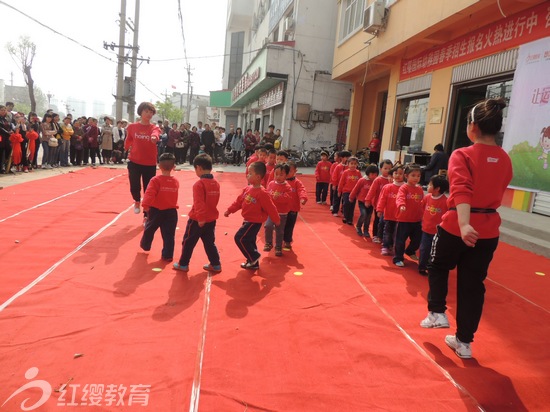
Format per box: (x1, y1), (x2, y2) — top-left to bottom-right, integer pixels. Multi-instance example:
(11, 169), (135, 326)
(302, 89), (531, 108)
(230, 127), (244, 166)
(72, 119), (84, 166)
(201, 124), (215, 158)
(422, 144), (449, 184)
(124, 102), (160, 221)
(40, 113), (55, 169)
(368, 131), (381, 165)
(60, 116), (74, 167)
(100, 117), (114, 165)
(85, 117), (100, 168)
(187, 126), (201, 165)
(244, 128), (257, 161)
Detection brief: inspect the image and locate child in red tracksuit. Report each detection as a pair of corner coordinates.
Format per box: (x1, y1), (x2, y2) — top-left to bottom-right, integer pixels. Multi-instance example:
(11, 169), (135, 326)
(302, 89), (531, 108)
(225, 161), (280, 270)
(266, 150), (290, 184)
(418, 175), (449, 275)
(315, 151), (332, 204)
(140, 153), (179, 261)
(376, 165), (404, 256)
(245, 147), (267, 177)
(350, 164), (379, 237)
(338, 157), (362, 225)
(262, 148), (277, 187)
(365, 159), (393, 243)
(174, 154), (222, 274)
(328, 152), (340, 210)
(283, 161), (308, 250)
(264, 163), (292, 256)
(393, 164), (425, 267)
(330, 150), (351, 217)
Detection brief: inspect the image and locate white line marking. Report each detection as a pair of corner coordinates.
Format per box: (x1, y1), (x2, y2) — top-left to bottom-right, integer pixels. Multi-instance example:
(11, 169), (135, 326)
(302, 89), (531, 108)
(0, 173), (126, 224)
(487, 277), (550, 315)
(0, 204), (133, 313)
(298, 214), (484, 411)
(189, 274), (213, 412)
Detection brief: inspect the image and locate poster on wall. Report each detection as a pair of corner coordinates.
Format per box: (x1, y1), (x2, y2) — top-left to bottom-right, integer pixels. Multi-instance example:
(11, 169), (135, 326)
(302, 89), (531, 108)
(503, 37), (550, 192)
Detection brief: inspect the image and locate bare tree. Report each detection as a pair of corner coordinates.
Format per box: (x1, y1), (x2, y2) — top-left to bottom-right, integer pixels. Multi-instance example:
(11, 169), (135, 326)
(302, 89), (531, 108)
(6, 36), (37, 112)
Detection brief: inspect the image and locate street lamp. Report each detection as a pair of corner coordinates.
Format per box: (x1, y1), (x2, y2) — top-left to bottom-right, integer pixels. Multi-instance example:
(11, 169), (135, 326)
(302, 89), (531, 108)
(46, 92), (53, 107)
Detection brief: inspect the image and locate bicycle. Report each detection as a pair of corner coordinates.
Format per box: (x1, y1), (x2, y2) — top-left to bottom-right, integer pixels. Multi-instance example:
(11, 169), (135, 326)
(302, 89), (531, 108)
(289, 141), (312, 167)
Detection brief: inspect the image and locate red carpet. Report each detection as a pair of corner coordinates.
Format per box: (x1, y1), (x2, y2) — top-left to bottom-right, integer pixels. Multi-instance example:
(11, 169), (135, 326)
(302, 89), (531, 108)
(0, 169), (548, 411)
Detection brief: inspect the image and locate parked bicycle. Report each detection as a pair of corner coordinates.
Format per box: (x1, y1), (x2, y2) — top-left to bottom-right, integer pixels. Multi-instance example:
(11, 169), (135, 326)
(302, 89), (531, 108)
(308, 142), (346, 164)
(288, 141), (316, 167)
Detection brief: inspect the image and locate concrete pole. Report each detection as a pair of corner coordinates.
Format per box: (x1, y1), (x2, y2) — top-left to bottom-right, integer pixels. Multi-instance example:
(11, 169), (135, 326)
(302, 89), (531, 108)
(128, 0), (140, 122)
(115, 0), (127, 121)
(186, 64), (191, 123)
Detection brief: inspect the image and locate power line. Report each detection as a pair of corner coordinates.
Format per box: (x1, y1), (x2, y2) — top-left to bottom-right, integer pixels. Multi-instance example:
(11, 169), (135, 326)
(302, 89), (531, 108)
(0, 0), (115, 63)
(149, 48), (263, 62)
(176, 0), (189, 67)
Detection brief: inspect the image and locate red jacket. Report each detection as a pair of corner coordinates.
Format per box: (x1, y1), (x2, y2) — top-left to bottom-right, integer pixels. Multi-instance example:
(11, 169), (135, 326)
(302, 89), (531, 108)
(349, 176), (374, 203)
(124, 123), (160, 166)
(227, 186), (280, 225)
(262, 162), (276, 187)
(330, 162), (346, 186)
(188, 175), (220, 223)
(441, 144), (512, 238)
(365, 175), (391, 207)
(338, 169), (362, 194)
(315, 160), (332, 183)
(266, 180), (292, 214)
(422, 194), (448, 235)
(376, 182), (404, 221)
(396, 183), (424, 222)
(286, 177), (308, 212)
(141, 175), (179, 211)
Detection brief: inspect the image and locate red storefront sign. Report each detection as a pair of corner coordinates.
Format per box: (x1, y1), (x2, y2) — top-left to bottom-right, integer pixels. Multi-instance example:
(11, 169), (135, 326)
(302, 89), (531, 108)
(400, 3), (550, 80)
(232, 68), (261, 101)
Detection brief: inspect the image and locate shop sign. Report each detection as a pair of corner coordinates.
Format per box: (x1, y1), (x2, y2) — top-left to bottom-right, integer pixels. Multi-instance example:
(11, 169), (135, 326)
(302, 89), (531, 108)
(232, 68), (261, 101)
(400, 2), (550, 80)
(259, 83), (285, 110)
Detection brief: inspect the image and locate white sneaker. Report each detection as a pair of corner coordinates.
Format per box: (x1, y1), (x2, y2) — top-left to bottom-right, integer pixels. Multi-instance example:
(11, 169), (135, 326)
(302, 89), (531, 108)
(133, 202), (141, 214)
(420, 312), (450, 328)
(445, 335), (472, 359)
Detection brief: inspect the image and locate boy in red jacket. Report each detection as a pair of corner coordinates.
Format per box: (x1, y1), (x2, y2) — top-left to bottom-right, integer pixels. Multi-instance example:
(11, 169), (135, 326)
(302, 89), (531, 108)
(394, 164), (424, 267)
(376, 165), (405, 255)
(338, 157), (362, 225)
(265, 150), (289, 184)
(283, 161), (308, 250)
(264, 163), (292, 256)
(262, 148), (277, 187)
(330, 150), (351, 217)
(365, 159), (393, 243)
(140, 153), (179, 261)
(328, 152), (340, 211)
(225, 161), (280, 270)
(315, 151), (332, 204)
(350, 164), (379, 237)
(418, 175), (449, 275)
(174, 154), (222, 273)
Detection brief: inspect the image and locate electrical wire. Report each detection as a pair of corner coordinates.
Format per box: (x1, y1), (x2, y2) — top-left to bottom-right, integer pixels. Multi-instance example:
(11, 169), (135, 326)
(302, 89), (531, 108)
(0, 0), (115, 63)
(137, 80), (162, 100)
(176, 0), (189, 66)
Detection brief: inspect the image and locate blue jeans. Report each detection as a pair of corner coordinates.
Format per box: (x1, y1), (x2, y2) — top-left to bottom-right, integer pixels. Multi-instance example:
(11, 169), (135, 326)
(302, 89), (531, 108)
(393, 221), (422, 263)
(178, 219), (220, 266)
(59, 139), (70, 166)
(265, 214), (288, 248)
(357, 201), (374, 235)
(419, 231), (434, 271)
(40, 141), (50, 166)
(140, 207), (178, 259)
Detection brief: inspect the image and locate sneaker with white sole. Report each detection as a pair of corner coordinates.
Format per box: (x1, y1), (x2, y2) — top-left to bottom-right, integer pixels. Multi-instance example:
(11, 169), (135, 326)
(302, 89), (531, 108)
(445, 335), (472, 359)
(134, 202), (141, 214)
(381, 247), (391, 256)
(372, 236), (381, 243)
(420, 312), (450, 328)
(394, 261), (405, 267)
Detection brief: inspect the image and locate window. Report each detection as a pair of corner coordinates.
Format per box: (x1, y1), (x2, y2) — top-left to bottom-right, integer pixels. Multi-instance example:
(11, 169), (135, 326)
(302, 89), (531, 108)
(396, 96), (430, 151)
(340, 0), (366, 40)
(228, 31), (245, 90)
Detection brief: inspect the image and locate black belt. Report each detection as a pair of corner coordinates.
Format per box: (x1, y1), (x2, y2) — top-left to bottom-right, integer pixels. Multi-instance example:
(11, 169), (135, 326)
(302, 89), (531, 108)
(449, 207), (497, 213)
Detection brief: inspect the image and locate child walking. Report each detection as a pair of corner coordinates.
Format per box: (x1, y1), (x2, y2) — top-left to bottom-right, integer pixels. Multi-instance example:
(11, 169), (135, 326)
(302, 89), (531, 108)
(330, 151), (351, 217)
(365, 159), (393, 242)
(283, 161), (308, 250)
(315, 151), (332, 204)
(418, 175), (449, 275)
(420, 98), (512, 359)
(225, 161), (280, 270)
(350, 164), (379, 237)
(9, 126), (24, 172)
(140, 153), (179, 261)
(393, 164), (424, 267)
(264, 163), (292, 256)
(376, 165), (404, 256)
(338, 156), (362, 225)
(174, 154), (222, 274)
(328, 152), (340, 210)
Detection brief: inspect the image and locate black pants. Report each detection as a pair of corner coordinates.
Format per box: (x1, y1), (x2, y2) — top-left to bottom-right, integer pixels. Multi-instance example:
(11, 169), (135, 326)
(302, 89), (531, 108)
(178, 219), (220, 266)
(316, 182), (329, 202)
(188, 147), (199, 165)
(234, 221), (262, 263)
(342, 192), (356, 223)
(393, 221), (422, 263)
(140, 207), (178, 259)
(127, 161), (157, 203)
(232, 150), (242, 165)
(331, 187), (341, 213)
(283, 211), (298, 243)
(427, 226), (499, 343)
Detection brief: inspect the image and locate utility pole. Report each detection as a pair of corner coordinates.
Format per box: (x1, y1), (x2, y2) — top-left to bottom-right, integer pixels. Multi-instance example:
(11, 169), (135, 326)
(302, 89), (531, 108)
(185, 64), (192, 123)
(115, 0), (127, 121)
(128, 0), (140, 122)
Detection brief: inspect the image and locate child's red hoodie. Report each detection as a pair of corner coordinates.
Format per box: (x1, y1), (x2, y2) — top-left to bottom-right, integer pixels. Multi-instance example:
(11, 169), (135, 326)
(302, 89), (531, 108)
(315, 160), (332, 183)
(421, 194), (448, 235)
(396, 183), (424, 222)
(349, 176), (374, 203)
(376, 182), (404, 221)
(286, 177), (308, 212)
(188, 174), (220, 223)
(227, 186), (280, 225)
(338, 168), (362, 195)
(365, 175), (391, 207)
(266, 180), (292, 214)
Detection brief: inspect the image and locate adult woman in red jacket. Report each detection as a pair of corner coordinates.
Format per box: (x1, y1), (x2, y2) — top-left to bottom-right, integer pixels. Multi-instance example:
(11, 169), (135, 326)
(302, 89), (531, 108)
(124, 102), (160, 216)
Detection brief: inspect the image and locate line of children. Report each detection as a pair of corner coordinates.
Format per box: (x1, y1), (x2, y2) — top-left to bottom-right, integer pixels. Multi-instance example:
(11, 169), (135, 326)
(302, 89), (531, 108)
(330, 150), (351, 217)
(349, 164), (379, 237)
(376, 164), (405, 256)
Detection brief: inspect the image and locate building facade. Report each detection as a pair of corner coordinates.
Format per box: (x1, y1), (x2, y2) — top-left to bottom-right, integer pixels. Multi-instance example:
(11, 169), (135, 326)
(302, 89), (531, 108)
(214, 0), (352, 151)
(333, 0), (550, 215)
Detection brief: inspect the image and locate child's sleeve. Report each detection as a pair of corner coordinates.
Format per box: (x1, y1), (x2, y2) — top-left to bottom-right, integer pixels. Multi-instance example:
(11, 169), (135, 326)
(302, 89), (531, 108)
(124, 125), (133, 150)
(448, 151), (473, 206)
(261, 192), (281, 226)
(226, 188), (245, 214)
(365, 179), (378, 204)
(376, 186), (387, 213)
(349, 178), (363, 202)
(315, 162), (320, 180)
(296, 179), (308, 202)
(396, 185), (407, 209)
(193, 180), (207, 221)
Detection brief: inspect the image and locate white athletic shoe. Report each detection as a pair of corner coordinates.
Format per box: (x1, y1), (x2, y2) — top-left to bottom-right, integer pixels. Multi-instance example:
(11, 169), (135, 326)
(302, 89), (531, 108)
(445, 335), (472, 359)
(134, 202), (141, 214)
(420, 312), (450, 328)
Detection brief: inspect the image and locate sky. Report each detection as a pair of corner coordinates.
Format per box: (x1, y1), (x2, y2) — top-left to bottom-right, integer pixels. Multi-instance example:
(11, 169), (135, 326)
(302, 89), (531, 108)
(0, 0), (228, 116)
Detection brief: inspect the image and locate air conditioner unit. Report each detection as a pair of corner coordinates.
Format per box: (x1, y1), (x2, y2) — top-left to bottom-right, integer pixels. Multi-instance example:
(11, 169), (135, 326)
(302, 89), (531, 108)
(262, 37), (270, 47)
(284, 16), (295, 32)
(363, 0), (386, 34)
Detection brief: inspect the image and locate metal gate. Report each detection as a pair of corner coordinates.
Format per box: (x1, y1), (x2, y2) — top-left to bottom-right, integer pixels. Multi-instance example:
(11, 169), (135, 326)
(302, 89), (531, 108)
(532, 191), (550, 217)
